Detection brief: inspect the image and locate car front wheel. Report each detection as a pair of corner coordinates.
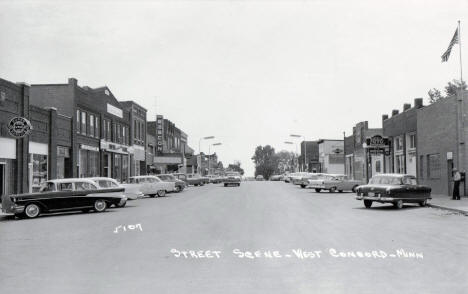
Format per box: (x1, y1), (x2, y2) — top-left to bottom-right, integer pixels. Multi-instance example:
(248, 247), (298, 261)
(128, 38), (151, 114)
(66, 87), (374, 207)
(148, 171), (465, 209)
(24, 203), (41, 218)
(94, 200), (107, 212)
(157, 190), (166, 197)
(419, 199), (427, 207)
(364, 200), (372, 208)
(394, 200), (404, 209)
(329, 187), (336, 193)
(175, 186), (181, 193)
(300, 184), (306, 189)
(352, 185), (358, 193)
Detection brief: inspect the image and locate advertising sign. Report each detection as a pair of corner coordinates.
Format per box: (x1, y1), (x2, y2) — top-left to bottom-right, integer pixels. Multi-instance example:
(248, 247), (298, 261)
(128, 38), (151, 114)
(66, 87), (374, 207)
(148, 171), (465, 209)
(8, 117), (32, 138)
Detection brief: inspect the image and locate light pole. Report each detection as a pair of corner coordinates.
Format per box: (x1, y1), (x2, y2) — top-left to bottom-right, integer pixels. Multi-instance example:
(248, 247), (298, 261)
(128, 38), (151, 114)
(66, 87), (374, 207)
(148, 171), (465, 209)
(291, 134), (307, 172)
(198, 136), (215, 174)
(208, 142), (222, 175)
(284, 141), (298, 172)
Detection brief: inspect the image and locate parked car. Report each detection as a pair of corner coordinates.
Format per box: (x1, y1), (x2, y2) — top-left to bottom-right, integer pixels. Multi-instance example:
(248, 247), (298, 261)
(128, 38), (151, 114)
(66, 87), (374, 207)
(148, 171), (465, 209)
(173, 173), (206, 186)
(355, 174), (432, 209)
(305, 174), (363, 192)
(299, 173), (325, 188)
(156, 174), (186, 192)
(1, 178), (126, 219)
(224, 172), (241, 186)
(269, 175), (282, 181)
(128, 176), (175, 197)
(87, 177), (143, 201)
(255, 175), (265, 181)
(207, 175), (223, 184)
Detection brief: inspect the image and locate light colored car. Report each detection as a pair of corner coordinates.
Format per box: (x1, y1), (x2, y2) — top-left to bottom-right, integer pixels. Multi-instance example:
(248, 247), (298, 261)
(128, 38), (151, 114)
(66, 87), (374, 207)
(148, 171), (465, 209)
(290, 172), (309, 185)
(224, 172), (241, 186)
(86, 177), (143, 201)
(299, 173), (326, 188)
(307, 174), (363, 193)
(128, 176), (175, 197)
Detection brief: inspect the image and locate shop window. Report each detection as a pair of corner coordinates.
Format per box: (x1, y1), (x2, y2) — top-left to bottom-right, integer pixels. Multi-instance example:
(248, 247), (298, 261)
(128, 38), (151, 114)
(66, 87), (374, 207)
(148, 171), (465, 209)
(427, 154), (441, 179)
(395, 136), (403, 151)
(409, 134), (416, 149)
(122, 155), (129, 182)
(31, 154), (48, 192)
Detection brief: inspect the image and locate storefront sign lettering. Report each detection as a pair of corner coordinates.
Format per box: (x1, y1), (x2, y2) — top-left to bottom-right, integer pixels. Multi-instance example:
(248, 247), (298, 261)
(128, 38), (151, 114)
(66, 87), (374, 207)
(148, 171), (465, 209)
(8, 117), (32, 138)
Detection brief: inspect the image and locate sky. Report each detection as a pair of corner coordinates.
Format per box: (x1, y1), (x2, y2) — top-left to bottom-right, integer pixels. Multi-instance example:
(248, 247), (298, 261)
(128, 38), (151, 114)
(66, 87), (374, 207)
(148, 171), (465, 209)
(1, 0), (467, 176)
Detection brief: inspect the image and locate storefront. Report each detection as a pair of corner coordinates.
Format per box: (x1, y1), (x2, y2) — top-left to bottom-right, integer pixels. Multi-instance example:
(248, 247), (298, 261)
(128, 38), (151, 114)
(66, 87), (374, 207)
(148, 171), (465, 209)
(78, 144), (100, 178)
(29, 141), (48, 192)
(364, 135), (389, 181)
(56, 146), (71, 179)
(132, 145), (145, 176)
(101, 140), (131, 183)
(0, 137), (16, 199)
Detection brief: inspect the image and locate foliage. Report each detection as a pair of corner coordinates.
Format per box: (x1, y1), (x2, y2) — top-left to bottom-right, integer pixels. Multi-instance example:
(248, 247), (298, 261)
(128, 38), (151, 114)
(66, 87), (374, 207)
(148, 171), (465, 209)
(227, 161), (244, 175)
(275, 150), (297, 174)
(251, 145), (279, 179)
(428, 79), (467, 104)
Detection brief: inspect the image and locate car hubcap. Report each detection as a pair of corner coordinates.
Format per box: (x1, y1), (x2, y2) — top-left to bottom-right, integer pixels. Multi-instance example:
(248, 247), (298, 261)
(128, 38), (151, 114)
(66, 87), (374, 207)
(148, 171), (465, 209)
(95, 200), (106, 211)
(26, 204), (39, 217)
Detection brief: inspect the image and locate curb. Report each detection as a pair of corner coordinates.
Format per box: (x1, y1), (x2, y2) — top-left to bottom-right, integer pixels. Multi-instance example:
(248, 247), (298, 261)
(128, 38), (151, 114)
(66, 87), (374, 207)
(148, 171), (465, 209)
(427, 204), (468, 216)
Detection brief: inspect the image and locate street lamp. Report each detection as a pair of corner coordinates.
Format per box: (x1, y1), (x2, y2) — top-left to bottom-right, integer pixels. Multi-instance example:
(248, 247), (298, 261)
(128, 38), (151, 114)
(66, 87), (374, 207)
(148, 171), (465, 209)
(291, 134), (307, 172)
(198, 136), (215, 174)
(208, 142), (222, 175)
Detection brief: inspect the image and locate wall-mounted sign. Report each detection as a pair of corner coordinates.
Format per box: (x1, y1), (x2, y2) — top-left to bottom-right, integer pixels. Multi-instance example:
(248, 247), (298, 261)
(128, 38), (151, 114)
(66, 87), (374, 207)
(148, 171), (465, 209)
(8, 117), (32, 138)
(106, 103), (123, 118)
(365, 135), (389, 148)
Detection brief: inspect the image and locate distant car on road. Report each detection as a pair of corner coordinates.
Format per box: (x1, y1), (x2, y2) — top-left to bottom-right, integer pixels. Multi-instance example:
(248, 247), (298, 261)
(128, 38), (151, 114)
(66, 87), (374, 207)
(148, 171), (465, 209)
(269, 175), (282, 181)
(355, 174), (432, 209)
(128, 176), (175, 197)
(1, 178), (126, 219)
(224, 172), (241, 186)
(255, 175), (265, 181)
(156, 174), (186, 192)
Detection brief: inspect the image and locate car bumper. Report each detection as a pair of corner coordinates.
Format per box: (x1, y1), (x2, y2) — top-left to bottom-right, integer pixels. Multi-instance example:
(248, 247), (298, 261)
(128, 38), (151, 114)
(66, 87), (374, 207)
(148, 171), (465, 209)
(2, 204), (25, 214)
(306, 184), (325, 189)
(356, 195), (395, 202)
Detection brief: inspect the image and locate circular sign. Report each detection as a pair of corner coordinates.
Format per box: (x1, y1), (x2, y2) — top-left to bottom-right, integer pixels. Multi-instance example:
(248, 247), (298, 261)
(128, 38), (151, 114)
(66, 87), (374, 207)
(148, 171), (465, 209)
(370, 135), (384, 146)
(8, 117), (32, 138)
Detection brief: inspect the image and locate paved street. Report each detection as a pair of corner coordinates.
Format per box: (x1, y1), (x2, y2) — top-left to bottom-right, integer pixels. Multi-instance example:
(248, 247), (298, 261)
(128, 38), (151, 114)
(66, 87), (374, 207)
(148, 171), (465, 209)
(1, 182), (467, 294)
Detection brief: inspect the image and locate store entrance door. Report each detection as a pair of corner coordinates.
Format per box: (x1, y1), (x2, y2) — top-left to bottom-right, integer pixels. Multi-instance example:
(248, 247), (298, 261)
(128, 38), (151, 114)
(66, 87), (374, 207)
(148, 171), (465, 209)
(103, 154), (111, 178)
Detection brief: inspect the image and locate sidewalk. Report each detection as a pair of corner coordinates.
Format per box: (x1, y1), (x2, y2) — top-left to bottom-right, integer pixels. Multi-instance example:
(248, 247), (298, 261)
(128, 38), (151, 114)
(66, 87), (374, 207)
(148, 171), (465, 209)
(428, 194), (468, 215)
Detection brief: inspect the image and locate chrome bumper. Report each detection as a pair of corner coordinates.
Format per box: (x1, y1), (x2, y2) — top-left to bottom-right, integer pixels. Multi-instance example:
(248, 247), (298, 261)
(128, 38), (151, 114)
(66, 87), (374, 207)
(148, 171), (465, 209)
(2, 204), (25, 214)
(356, 195), (395, 201)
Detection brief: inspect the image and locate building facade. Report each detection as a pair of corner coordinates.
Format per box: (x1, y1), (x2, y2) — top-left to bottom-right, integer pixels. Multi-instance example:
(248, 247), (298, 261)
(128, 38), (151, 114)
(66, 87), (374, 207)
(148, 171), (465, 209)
(299, 141), (320, 172)
(317, 139), (344, 174)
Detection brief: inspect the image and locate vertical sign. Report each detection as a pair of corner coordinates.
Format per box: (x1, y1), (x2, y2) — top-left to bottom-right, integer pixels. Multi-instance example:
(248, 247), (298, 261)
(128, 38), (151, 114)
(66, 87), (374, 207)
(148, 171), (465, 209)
(156, 115), (164, 156)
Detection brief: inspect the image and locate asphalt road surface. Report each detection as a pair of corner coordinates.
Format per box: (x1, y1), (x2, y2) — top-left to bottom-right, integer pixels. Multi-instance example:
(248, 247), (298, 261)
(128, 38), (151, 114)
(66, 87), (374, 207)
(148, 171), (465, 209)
(1, 181), (467, 294)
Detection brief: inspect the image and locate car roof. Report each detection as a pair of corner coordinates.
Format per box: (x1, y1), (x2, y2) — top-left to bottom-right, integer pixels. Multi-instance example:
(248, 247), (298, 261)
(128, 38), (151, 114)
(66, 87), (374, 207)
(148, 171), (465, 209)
(85, 177), (117, 181)
(373, 173), (413, 178)
(130, 175), (158, 179)
(47, 178), (97, 184)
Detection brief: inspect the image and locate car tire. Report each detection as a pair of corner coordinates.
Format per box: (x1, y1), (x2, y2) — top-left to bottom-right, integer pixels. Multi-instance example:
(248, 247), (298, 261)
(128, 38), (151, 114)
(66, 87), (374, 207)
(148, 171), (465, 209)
(329, 187), (336, 193)
(315, 188), (321, 193)
(419, 199), (427, 207)
(394, 200), (404, 209)
(149, 194), (156, 198)
(352, 185), (358, 193)
(364, 200), (372, 208)
(175, 186), (181, 193)
(224, 183), (227, 187)
(94, 200), (107, 212)
(157, 190), (166, 197)
(300, 184), (306, 189)
(24, 203), (41, 218)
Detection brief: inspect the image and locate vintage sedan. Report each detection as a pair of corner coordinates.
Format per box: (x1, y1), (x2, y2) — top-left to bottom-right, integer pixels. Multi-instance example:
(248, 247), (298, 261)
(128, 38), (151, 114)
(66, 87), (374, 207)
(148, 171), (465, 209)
(355, 174), (432, 209)
(299, 173), (325, 188)
(156, 174), (186, 192)
(224, 172), (241, 187)
(87, 177), (143, 201)
(128, 176), (175, 197)
(306, 174), (363, 192)
(173, 173), (206, 186)
(1, 178), (126, 219)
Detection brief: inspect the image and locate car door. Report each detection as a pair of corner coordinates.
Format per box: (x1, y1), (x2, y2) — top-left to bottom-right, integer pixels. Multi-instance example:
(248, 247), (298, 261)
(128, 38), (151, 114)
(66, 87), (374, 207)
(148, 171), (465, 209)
(50, 182), (77, 210)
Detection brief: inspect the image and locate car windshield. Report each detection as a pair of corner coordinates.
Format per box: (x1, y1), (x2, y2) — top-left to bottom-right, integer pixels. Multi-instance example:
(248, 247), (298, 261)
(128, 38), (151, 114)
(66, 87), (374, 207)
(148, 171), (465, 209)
(369, 176), (403, 185)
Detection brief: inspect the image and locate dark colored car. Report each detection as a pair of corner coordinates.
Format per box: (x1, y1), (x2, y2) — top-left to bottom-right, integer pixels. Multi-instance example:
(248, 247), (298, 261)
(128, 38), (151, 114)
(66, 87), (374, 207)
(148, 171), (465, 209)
(355, 174), (431, 209)
(157, 174), (186, 192)
(1, 179), (126, 219)
(173, 173), (205, 186)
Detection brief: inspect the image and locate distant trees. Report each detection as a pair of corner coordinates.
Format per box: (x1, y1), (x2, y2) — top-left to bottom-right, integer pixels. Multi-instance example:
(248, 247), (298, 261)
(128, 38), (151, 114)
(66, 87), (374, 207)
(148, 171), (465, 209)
(227, 161), (244, 175)
(428, 79), (467, 104)
(251, 145), (280, 179)
(275, 150), (296, 174)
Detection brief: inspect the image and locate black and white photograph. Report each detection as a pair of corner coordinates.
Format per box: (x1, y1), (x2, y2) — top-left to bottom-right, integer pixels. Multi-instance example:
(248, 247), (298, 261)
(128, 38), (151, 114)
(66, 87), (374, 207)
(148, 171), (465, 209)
(0, 0), (467, 293)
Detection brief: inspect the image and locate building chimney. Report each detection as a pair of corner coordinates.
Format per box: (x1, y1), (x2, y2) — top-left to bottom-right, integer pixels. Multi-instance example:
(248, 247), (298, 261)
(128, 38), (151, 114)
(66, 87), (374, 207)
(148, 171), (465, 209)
(68, 78), (78, 86)
(382, 114), (389, 121)
(392, 109), (399, 116)
(403, 103), (411, 111)
(414, 98), (423, 109)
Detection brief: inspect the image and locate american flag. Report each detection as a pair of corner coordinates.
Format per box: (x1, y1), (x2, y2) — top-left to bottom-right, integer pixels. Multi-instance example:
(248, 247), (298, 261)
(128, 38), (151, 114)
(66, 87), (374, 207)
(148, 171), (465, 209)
(441, 27), (459, 62)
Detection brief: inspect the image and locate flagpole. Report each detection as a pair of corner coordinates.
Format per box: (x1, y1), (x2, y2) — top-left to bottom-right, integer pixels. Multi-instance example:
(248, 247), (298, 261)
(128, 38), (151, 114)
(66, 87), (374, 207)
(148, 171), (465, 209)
(459, 20), (463, 84)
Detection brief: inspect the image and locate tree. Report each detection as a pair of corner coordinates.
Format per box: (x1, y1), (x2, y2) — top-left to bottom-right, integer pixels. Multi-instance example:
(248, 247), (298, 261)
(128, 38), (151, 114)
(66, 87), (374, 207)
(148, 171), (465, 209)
(275, 150), (296, 174)
(251, 145), (279, 179)
(227, 161), (244, 175)
(428, 79), (467, 104)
